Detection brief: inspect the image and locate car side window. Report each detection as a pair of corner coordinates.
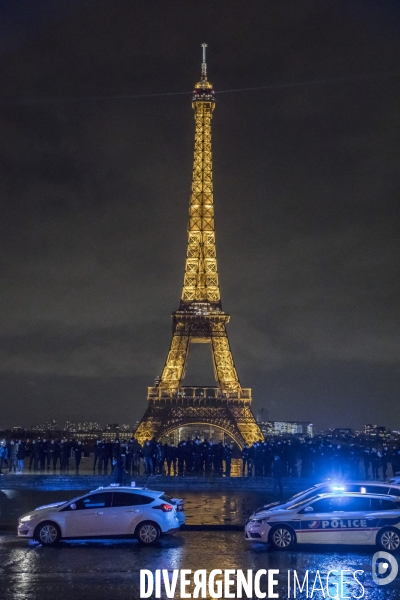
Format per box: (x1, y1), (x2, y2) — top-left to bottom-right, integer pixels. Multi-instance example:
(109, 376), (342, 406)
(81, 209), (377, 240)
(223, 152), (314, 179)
(112, 492), (154, 507)
(160, 494), (173, 502)
(370, 498), (397, 511)
(300, 498), (330, 513)
(341, 497), (372, 512)
(366, 485), (390, 495)
(74, 493), (111, 510)
(306, 497), (344, 513)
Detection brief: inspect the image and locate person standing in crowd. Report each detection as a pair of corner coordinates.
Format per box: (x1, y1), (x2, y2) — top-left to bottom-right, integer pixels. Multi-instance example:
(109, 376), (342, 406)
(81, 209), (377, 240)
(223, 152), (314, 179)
(16, 440), (26, 474)
(125, 438), (134, 473)
(59, 439), (70, 472)
(8, 440), (18, 473)
(33, 438), (42, 471)
(154, 442), (164, 474)
(348, 444), (359, 478)
(363, 447), (372, 479)
(193, 439), (202, 474)
(112, 455), (127, 485)
(371, 447), (381, 480)
(272, 454), (284, 498)
(74, 441), (83, 472)
(241, 444), (250, 476)
(164, 442), (172, 476)
(48, 439), (60, 471)
(129, 438), (142, 475)
(170, 443), (178, 476)
(177, 441), (186, 475)
(24, 439), (32, 470)
(202, 440), (210, 474)
(381, 446), (389, 480)
(223, 443), (232, 477)
(98, 439), (110, 474)
(0, 441), (9, 475)
(98, 439), (107, 473)
(214, 441), (224, 476)
(39, 438), (48, 471)
(142, 440), (154, 475)
(93, 440), (101, 471)
(46, 439), (54, 471)
(28, 440), (35, 470)
(392, 446), (400, 477)
(113, 438), (121, 463)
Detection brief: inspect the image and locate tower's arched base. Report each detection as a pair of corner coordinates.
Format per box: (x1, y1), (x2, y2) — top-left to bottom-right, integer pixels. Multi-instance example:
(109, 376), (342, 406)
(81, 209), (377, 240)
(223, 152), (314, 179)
(135, 396), (262, 449)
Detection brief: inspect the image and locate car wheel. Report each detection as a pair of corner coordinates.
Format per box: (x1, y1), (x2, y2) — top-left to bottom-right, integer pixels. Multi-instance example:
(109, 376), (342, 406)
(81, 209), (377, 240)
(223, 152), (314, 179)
(35, 521), (61, 546)
(269, 525), (296, 550)
(136, 521), (161, 545)
(377, 528), (400, 552)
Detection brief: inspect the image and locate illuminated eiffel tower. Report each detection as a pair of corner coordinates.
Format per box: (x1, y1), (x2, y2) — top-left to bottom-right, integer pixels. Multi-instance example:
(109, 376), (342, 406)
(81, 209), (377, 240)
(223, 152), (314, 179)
(135, 45), (262, 448)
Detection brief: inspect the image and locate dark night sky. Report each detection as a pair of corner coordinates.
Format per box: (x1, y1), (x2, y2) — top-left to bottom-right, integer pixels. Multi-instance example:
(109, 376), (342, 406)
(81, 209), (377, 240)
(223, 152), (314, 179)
(0, 0), (399, 431)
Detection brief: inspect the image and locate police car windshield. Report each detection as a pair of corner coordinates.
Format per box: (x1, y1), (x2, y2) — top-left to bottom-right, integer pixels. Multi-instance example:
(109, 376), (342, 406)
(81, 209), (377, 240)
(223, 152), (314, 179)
(285, 495), (320, 510)
(287, 486), (319, 502)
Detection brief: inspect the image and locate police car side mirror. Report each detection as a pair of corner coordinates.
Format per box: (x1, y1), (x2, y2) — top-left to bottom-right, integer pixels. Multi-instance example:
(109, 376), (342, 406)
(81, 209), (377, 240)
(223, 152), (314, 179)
(303, 506), (314, 513)
(70, 503), (77, 510)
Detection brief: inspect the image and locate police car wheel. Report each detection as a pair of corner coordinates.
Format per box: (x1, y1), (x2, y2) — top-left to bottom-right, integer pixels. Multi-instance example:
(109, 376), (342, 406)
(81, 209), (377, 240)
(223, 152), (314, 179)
(270, 525), (296, 550)
(136, 521), (161, 545)
(377, 528), (400, 552)
(35, 521), (61, 546)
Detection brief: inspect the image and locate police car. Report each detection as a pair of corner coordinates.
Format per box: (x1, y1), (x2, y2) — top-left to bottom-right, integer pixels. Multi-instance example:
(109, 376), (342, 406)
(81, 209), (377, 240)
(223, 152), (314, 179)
(245, 492), (400, 551)
(17, 486), (185, 546)
(255, 480), (400, 513)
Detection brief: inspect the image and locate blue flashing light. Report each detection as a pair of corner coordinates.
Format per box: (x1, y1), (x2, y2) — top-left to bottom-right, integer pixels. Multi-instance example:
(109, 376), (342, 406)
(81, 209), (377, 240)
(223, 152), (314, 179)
(332, 485), (345, 492)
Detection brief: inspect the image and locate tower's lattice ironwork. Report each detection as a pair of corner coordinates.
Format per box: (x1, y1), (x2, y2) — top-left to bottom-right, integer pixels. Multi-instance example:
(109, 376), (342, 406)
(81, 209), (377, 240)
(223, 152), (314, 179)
(135, 45), (262, 448)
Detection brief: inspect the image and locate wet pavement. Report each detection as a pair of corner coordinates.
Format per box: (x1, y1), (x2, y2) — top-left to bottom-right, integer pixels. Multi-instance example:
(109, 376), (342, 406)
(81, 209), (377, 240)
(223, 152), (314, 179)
(0, 531), (399, 599)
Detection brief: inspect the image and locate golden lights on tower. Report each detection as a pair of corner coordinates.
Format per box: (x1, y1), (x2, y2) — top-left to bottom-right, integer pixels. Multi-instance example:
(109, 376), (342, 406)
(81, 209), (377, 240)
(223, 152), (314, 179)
(135, 45), (262, 447)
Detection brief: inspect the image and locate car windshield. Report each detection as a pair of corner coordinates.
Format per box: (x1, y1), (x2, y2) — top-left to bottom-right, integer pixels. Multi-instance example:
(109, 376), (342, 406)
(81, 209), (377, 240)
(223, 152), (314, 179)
(287, 485), (319, 502)
(285, 495), (320, 510)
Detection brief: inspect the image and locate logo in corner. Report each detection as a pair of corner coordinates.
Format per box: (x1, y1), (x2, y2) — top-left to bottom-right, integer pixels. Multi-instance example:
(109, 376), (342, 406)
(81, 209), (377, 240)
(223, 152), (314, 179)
(372, 551), (398, 586)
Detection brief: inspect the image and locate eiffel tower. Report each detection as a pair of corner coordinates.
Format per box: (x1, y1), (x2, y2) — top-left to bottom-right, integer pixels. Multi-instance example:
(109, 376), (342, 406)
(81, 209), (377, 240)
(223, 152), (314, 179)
(135, 45), (262, 448)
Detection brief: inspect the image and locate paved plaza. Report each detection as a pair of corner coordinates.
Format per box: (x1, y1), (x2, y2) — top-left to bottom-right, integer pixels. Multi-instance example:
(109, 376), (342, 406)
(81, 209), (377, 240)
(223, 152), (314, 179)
(0, 531), (397, 600)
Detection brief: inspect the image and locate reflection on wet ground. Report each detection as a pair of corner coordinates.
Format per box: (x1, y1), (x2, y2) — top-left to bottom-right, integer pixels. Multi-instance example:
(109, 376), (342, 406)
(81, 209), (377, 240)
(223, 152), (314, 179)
(0, 531), (397, 599)
(0, 488), (274, 529)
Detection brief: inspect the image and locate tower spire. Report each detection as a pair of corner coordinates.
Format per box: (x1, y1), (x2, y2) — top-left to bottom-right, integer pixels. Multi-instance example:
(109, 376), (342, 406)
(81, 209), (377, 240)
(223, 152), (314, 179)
(182, 44), (217, 307)
(201, 42), (208, 81)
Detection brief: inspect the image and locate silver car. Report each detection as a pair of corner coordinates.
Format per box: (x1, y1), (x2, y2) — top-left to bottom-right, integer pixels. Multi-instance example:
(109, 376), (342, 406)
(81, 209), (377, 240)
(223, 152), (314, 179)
(18, 486), (185, 546)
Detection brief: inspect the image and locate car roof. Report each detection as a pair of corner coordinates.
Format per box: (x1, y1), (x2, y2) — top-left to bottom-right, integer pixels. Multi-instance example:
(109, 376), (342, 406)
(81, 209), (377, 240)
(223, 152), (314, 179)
(314, 481), (400, 488)
(311, 492), (400, 501)
(91, 486), (162, 494)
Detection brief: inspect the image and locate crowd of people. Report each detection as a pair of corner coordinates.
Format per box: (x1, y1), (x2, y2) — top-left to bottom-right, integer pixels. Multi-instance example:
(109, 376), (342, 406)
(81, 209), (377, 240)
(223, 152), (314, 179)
(1, 436), (399, 486)
(0, 438), (86, 475)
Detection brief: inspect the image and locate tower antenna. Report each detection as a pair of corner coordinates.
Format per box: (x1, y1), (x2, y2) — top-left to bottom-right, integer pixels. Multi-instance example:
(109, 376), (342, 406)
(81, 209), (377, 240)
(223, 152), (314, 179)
(201, 43), (208, 79)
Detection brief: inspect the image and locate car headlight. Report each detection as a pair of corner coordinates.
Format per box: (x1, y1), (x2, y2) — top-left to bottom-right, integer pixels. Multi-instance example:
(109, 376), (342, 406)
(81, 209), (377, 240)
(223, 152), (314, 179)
(249, 517), (270, 525)
(20, 515), (34, 523)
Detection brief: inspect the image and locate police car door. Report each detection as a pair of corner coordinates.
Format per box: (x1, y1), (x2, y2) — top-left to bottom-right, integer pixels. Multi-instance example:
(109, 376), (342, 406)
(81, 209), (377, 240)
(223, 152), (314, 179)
(299, 497), (344, 542)
(339, 496), (375, 542)
(352, 497), (400, 543)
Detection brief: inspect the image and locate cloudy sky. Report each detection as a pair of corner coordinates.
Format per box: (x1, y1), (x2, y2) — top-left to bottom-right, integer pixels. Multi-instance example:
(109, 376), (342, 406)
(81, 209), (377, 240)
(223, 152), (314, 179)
(0, 0), (399, 431)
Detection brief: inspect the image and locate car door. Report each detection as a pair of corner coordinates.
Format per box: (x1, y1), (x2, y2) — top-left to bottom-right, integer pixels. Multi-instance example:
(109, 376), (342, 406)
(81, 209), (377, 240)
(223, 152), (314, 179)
(365, 497), (400, 540)
(106, 492), (155, 535)
(62, 492), (112, 537)
(299, 497), (344, 542)
(339, 497), (375, 542)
